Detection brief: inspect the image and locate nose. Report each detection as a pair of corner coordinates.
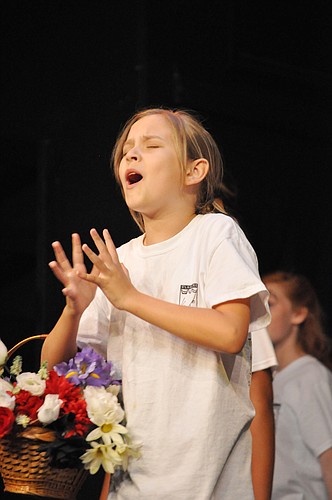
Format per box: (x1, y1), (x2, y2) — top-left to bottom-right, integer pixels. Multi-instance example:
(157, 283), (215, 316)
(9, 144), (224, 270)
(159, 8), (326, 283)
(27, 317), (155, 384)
(125, 146), (141, 162)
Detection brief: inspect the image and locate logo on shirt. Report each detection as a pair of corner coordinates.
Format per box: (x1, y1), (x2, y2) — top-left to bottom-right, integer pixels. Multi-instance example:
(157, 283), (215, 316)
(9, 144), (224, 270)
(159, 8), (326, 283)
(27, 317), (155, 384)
(179, 283), (198, 307)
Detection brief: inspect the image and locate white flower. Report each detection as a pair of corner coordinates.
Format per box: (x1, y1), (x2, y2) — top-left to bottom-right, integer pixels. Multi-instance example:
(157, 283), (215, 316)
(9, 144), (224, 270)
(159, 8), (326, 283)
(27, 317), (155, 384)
(16, 372), (46, 396)
(0, 338), (8, 374)
(0, 392), (15, 410)
(80, 441), (122, 475)
(114, 439), (142, 471)
(86, 422), (127, 447)
(84, 386), (125, 427)
(84, 385), (127, 446)
(0, 378), (13, 393)
(106, 384), (120, 397)
(37, 394), (63, 425)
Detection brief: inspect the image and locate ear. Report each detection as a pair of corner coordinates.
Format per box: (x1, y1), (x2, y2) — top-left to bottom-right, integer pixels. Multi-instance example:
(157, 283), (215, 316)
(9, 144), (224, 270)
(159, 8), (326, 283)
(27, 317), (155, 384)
(292, 306), (309, 325)
(184, 158), (209, 186)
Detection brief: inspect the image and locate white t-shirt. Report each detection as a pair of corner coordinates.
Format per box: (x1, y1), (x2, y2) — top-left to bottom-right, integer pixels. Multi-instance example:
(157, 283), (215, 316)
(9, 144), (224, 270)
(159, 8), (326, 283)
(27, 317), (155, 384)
(272, 355), (332, 500)
(77, 214), (270, 500)
(252, 328), (277, 373)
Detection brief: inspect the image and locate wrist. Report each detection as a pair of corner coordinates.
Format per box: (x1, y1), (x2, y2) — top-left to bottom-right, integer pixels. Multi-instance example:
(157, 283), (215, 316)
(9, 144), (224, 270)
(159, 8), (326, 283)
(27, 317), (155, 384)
(63, 304), (83, 321)
(119, 288), (142, 313)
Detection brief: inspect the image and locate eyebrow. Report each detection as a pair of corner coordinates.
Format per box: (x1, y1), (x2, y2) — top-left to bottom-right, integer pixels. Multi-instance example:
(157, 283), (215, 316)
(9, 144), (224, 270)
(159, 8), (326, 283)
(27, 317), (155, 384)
(123, 135), (165, 148)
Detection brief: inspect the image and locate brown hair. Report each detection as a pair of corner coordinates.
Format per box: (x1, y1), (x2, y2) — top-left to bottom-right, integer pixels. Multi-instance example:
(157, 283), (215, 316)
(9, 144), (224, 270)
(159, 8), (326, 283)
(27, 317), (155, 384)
(111, 107), (230, 231)
(263, 271), (332, 370)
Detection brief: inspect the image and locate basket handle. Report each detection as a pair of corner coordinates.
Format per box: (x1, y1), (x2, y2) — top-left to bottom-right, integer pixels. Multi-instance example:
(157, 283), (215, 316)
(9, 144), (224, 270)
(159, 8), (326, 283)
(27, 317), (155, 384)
(7, 334), (48, 359)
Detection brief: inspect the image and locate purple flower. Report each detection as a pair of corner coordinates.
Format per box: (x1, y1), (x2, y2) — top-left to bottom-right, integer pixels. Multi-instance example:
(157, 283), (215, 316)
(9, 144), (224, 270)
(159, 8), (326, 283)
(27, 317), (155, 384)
(54, 347), (116, 388)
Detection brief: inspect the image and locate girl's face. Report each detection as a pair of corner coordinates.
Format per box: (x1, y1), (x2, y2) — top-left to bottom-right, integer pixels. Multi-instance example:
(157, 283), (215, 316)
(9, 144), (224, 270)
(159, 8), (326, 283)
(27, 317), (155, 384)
(266, 282), (298, 346)
(118, 114), (189, 220)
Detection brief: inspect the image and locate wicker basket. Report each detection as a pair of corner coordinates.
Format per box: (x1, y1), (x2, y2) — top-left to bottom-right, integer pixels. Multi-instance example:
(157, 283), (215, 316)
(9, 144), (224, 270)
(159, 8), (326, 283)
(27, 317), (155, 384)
(0, 436), (88, 499)
(0, 335), (89, 499)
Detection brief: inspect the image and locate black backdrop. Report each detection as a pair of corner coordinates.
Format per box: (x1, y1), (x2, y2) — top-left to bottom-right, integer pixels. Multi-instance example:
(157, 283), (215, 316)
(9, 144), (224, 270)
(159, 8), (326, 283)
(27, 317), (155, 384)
(1, 1), (331, 498)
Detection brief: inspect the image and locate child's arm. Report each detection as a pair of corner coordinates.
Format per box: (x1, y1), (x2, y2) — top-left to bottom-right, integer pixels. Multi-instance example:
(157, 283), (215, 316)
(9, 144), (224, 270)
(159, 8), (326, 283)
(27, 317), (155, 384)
(250, 368), (275, 500)
(319, 447), (332, 498)
(41, 233), (98, 367)
(122, 291), (249, 353)
(41, 306), (82, 367)
(79, 228), (251, 353)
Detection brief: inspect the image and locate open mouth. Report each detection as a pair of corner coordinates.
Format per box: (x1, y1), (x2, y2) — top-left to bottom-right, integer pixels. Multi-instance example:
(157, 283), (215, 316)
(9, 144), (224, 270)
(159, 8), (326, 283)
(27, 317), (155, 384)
(126, 171), (143, 185)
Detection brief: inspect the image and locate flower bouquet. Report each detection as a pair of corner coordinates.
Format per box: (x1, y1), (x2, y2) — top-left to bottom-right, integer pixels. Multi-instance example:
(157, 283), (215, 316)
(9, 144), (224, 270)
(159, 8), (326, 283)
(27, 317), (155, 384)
(0, 336), (140, 499)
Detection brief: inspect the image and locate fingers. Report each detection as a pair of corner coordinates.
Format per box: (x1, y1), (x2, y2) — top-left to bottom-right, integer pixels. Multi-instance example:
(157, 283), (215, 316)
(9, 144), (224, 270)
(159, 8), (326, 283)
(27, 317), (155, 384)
(76, 269), (100, 285)
(82, 243), (111, 274)
(88, 228), (108, 262)
(76, 249), (103, 285)
(50, 229), (117, 284)
(87, 227), (120, 267)
(88, 228), (119, 265)
(103, 229), (120, 264)
(48, 260), (67, 283)
(51, 241), (72, 272)
(80, 228), (119, 283)
(71, 233), (84, 267)
(52, 235), (84, 271)
(90, 263), (100, 277)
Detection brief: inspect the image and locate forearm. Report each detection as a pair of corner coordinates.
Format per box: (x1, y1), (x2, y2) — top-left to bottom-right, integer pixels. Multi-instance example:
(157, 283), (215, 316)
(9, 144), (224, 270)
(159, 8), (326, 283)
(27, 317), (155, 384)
(250, 369), (275, 500)
(250, 408), (275, 499)
(124, 290), (250, 353)
(41, 306), (82, 368)
(320, 448), (332, 499)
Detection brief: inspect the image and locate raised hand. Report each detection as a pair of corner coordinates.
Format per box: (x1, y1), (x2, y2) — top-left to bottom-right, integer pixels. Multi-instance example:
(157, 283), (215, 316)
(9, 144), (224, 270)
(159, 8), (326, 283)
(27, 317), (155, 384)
(49, 233), (99, 315)
(78, 228), (136, 311)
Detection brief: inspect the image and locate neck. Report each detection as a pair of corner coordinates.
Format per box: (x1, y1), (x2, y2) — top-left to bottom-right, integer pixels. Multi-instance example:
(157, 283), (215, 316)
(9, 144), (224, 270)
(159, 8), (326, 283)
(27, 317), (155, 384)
(142, 210), (197, 245)
(274, 332), (306, 371)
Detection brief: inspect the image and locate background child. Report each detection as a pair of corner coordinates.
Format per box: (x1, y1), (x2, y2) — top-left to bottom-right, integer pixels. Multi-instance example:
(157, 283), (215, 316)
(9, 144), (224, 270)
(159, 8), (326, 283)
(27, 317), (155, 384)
(42, 107), (270, 499)
(263, 270), (332, 499)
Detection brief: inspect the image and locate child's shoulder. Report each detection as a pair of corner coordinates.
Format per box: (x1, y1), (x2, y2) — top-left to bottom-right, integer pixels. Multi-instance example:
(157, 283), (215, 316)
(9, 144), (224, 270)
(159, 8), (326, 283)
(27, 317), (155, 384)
(278, 356), (332, 393)
(116, 233), (144, 256)
(197, 213), (246, 241)
(198, 212), (238, 229)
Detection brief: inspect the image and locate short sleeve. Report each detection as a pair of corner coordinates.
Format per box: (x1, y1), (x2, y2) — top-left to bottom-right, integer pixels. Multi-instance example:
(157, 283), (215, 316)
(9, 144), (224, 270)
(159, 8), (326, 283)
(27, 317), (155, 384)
(204, 230), (271, 332)
(252, 328), (278, 372)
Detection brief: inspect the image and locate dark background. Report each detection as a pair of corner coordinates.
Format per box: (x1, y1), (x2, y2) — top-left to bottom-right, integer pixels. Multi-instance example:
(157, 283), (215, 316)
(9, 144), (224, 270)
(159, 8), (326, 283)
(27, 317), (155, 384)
(1, 1), (331, 498)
